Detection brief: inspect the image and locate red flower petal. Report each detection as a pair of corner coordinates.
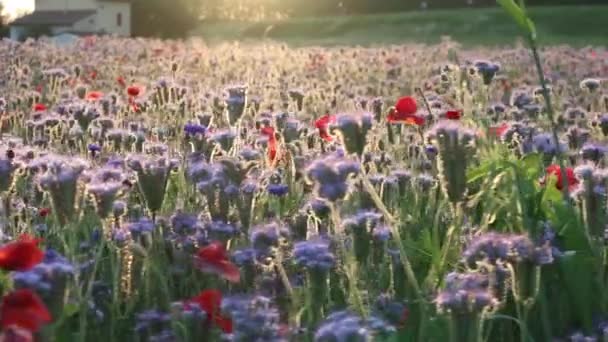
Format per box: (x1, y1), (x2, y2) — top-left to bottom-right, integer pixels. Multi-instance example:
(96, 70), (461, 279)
(387, 109), (425, 126)
(195, 242), (240, 283)
(446, 110), (462, 120)
(117, 77), (126, 88)
(38, 208), (51, 218)
(395, 96), (417, 116)
(314, 114), (336, 142)
(33, 104), (46, 112)
(127, 86), (141, 97)
(86, 91), (104, 102)
(189, 290), (233, 333)
(0, 289), (51, 332)
(545, 164), (579, 191)
(214, 316), (233, 334)
(488, 123), (509, 138)
(0, 235), (44, 272)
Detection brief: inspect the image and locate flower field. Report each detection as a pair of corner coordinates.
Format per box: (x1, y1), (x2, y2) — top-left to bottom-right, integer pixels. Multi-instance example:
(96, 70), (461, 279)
(1, 13), (608, 342)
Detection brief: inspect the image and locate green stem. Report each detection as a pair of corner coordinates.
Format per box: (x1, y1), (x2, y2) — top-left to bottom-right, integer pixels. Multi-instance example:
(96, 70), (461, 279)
(527, 37), (570, 201)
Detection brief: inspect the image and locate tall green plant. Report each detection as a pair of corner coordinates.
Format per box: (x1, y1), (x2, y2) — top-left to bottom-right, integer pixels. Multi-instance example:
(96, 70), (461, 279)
(496, 0), (570, 199)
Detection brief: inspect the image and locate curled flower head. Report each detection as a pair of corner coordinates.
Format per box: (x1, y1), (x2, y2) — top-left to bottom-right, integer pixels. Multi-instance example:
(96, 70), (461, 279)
(306, 156), (360, 202)
(127, 154), (179, 213)
(221, 295), (285, 341)
(473, 60), (500, 85)
(210, 129), (237, 152)
(426, 121), (476, 203)
(463, 232), (555, 267)
(332, 113), (373, 156)
(86, 181), (123, 219)
(435, 272), (497, 314)
(250, 222), (289, 255)
(580, 143), (606, 163)
(183, 123), (206, 137)
(37, 156), (87, 224)
(314, 310), (395, 342)
(294, 237), (335, 272)
(225, 85), (248, 125)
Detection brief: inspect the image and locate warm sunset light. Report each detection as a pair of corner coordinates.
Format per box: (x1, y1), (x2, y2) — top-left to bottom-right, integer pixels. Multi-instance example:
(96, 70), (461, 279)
(1, 0), (34, 19)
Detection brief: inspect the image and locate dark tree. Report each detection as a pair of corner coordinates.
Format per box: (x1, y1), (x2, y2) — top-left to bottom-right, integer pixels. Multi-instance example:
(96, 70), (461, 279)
(0, 3), (8, 38)
(131, 0), (201, 38)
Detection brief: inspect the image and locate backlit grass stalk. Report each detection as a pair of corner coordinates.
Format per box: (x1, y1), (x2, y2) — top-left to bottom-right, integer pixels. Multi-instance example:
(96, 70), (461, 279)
(328, 203), (367, 317)
(497, 0), (570, 199)
(359, 173), (427, 340)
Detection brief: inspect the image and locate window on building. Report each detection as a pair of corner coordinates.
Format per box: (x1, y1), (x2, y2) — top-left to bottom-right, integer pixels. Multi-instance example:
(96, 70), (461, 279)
(117, 13), (123, 27)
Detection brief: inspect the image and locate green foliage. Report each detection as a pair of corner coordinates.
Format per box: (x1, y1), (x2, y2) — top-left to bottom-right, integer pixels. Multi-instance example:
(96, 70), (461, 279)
(497, 0), (537, 38)
(131, 0), (201, 38)
(195, 6), (608, 46)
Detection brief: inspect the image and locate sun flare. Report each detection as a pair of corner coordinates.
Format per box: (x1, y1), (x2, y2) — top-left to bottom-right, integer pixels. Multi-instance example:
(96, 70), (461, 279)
(1, 0), (34, 19)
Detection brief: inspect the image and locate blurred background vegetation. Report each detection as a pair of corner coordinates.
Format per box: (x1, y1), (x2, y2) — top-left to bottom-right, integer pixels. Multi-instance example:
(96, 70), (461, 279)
(129, 0), (608, 44)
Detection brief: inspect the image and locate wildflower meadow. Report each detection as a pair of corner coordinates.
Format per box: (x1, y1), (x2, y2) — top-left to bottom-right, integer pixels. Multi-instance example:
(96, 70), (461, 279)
(0, 1), (607, 341)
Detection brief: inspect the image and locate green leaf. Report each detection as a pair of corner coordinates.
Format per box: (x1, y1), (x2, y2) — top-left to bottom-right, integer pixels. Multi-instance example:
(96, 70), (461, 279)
(521, 152), (542, 178)
(496, 0), (537, 38)
(62, 303), (80, 318)
(558, 253), (596, 330)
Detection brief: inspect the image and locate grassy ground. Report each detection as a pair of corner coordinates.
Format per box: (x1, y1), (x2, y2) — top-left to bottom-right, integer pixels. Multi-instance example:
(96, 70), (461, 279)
(194, 5), (608, 46)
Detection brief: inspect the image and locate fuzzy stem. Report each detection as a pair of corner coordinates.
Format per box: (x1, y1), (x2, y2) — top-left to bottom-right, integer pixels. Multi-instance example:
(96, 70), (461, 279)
(328, 203), (367, 317)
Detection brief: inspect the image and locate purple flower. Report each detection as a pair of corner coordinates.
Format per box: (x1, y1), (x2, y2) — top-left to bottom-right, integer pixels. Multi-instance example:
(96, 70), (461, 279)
(314, 310), (395, 341)
(436, 272), (497, 313)
(250, 222), (289, 254)
(306, 156), (360, 202)
(170, 212), (201, 236)
(221, 295), (285, 341)
(294, 237), (335, 271)
(184, 123), (206, 137)
(581, 143), (606, 163)
(267, 183), (289, 197)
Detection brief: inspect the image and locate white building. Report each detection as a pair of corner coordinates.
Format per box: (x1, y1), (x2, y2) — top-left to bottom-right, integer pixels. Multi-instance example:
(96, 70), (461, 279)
(9, 0), (131, 40)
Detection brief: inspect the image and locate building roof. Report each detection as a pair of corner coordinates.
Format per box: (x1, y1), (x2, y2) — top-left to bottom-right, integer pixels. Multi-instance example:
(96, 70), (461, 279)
(11, 10), (96, 26)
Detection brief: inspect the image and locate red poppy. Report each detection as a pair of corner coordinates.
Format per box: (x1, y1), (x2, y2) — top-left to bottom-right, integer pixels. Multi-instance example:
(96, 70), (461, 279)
(194, 242), (240, 283)
(127, 86), (141, 97)
(445, 110), (462, 120)
(0, 289), (51, 332)
(260, 127), (279, 162)
(387, 108), (425, 126)
(34, 85), (43, 93)
(488, 123), (509, 138)
(117, 77), (126, 88)
(395, 96), (417, 116)
(187, 290), (232, 333)
(0, 235), (44, 272)
(33, 104), (46, 112)
(89, 71), (97, 80)
(388, 96), (425, 126)
(86, 91), (104, 102)
(314, 114), (336, 142)
(38, 208), (51, 218)
(545, 164), (579, 191)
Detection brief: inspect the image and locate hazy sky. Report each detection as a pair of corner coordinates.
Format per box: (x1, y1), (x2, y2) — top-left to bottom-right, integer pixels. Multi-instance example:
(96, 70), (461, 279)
(2, 0), (35, 18)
